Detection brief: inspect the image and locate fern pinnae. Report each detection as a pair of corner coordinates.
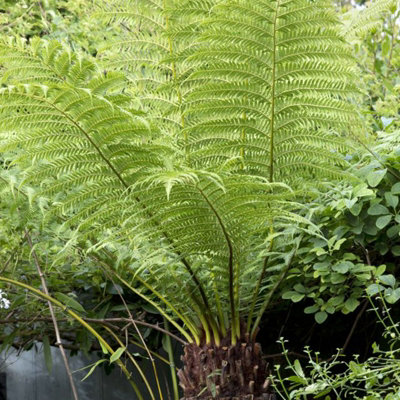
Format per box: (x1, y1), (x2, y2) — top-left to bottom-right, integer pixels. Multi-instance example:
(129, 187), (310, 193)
(0, 0), (364, 358)
(134, 266), (202, 338)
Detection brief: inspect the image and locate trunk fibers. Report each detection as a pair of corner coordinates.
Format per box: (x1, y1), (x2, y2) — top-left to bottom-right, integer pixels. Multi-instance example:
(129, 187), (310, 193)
(178, 325), (276, 400)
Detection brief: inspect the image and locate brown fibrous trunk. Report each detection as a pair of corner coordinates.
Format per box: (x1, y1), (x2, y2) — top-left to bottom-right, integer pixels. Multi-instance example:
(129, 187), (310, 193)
(178, 326), (275, 400)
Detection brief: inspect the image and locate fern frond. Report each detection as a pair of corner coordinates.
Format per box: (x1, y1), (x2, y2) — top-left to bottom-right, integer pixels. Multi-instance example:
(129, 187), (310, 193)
(184, 0), (361, 183)
(342, 0), (398, 39)
(0, 0), (362, 342)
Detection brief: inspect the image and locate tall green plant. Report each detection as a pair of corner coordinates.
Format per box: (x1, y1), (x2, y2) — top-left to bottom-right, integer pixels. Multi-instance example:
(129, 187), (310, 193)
(0, 0), (362, 398)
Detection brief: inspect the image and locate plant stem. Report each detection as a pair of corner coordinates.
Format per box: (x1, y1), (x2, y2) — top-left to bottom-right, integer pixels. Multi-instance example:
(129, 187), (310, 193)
(211, 271), (227, 337)
(250, 250), (295, 340)
(112, 271), (197, 344)
(104, 326), (156, 400)
(196, 187), (236, 344)
(269, 0), (280, 183)
(25, 230), (79, 400)
(246, 233), (274, 334)
(105, 270), (164, 400)
(163, 318), (180, 400)
(0, 276), (144, 400)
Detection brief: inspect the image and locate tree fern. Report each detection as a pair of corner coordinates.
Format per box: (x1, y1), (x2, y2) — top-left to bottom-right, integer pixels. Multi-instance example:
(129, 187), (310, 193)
(0, 1), (363, 397)
(0, 37), (307, 343)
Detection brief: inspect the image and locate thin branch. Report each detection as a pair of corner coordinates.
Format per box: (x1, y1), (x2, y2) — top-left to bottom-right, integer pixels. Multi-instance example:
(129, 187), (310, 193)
(0, 317), (187, 345)
(25, 230), (79, 400)
(357, 241), (372, 266)
(0, 276), (144, 399)
(341, 299), (369, 353)
(104, 270), (164, 400)
(264, 351), (312, 360)
(163, 318), (180, 400)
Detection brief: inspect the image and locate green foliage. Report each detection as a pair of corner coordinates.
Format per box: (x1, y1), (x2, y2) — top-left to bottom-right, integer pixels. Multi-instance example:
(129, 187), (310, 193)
(273, 296), (400, 400)
(183, 0), (360, 183)
(0, 1), (399, 399)
(0, 0), (362, 347)
(340, 0), (400, 134)
(97, 0), (362, 184)
(0, 0), (115, 54)
(281, 134), (400, 323)
(342, 0), (398, 40)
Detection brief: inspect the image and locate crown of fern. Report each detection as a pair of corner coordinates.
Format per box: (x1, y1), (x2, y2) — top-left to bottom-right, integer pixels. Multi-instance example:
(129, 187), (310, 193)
(0, 0), (361, 345)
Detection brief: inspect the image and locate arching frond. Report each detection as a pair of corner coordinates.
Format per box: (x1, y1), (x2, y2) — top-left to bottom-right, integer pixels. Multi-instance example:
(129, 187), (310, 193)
(0, 0), (361, 344)
(184, 0), (360, 182)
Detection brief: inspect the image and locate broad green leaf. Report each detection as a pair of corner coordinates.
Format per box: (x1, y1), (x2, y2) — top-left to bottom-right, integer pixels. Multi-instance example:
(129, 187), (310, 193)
(315, 311), (328, 324)
(376, 215), (392, 229)
(304, 305), (319, 314)
(366, 169), (386, 187)
(142, 304), (160, 314)
(392, 246), (400, 256)
(380, 274), (396, 288)
(290, 293), (305, 303)
(391, 182), (400, 194)
(293, 359), (305, 378)
(331, 273), (346, 284)
(385, 193), (398, 208)
(293, 283), (306, 293)
(367, 203), (389, 215)
(349, 360), (363, 374)
(325, 305), (335, 314)
(110, 347), (126, 363)
(282, 291), (297, 300)
(55, 292), (85, 313)
(344, 297), (360, 312)
(363, 221), (378, 236)
(287, 375), (307, 384)
(99, 340), (109, 355)
(80, 359), (106, 381)
(387, 224), (400, 238)
(379, 242), (389, 255)
(329, 295), (345, 306)
(349, 203), (362, 216)
(375, 265), (386, 276)
(366, 283), (384, 296)
(353, 183), (374, 198)
(385, 288), (400, 304)
(332, 261), (352, 274)
(333, 238), (347, 251)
